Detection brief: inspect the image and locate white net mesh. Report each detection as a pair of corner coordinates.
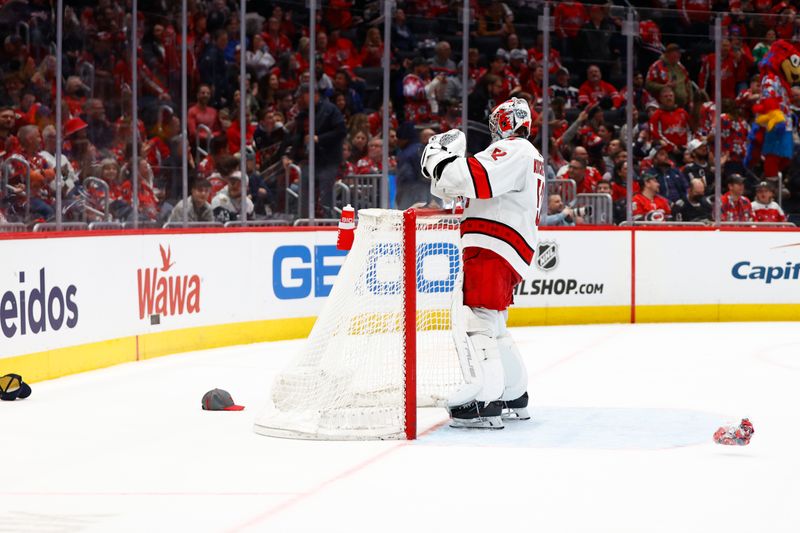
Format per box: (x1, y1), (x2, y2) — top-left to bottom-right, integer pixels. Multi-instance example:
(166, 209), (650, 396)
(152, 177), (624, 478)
(254, 208), (464, 440)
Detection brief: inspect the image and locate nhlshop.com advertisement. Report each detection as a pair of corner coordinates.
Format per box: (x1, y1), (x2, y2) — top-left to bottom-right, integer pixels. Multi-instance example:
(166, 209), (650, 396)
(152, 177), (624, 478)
(510, 230), (631, 310)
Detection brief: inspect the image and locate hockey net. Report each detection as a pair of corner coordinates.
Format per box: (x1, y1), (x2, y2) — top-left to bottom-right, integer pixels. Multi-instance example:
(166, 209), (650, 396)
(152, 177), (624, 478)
(254, 208), (465, 440)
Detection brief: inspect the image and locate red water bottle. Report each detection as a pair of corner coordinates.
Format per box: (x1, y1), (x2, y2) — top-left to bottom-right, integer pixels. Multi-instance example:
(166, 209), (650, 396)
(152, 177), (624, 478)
(336, 204), (355, 251)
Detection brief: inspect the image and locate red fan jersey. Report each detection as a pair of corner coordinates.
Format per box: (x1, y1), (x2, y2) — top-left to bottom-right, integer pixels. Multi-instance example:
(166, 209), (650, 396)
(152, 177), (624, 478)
(632, 192), (672, 220)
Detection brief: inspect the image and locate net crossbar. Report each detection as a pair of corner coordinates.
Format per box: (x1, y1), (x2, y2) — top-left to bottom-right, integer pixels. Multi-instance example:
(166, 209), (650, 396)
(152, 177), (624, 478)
(254, 208), (464, 440)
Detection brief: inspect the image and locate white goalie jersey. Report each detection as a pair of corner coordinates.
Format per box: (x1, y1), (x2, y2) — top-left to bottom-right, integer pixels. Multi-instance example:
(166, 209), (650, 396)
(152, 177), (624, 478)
(430, 136), (545, 276)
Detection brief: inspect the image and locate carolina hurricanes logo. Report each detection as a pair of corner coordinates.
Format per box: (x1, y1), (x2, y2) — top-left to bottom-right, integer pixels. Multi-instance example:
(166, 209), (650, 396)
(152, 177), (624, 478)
(496, 109), (513, 132)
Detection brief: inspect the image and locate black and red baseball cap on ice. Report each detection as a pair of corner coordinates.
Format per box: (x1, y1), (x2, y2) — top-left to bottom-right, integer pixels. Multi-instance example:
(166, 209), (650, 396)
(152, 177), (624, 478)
(201, 389), (245, 411)
(0, 374), (32, 401)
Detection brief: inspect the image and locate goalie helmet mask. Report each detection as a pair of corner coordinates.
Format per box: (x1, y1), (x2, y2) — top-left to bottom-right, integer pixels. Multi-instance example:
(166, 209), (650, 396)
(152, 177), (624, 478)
(488, 97), (532, 143)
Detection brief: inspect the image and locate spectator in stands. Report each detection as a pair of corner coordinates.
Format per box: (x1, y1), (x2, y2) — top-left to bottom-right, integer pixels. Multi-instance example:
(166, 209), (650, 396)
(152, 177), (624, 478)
(638, 19), (665, 73)
(681, 139), (712, 192)
(0, 106), (16, 152)
(621, 71), (656, 112)
(226, 104), (255, 156)
(349, 129), (368, 163)
(645, 43), (692, 109)
(167, 177), (214, 223)
(82, 99), (113, 151)
(719, 106), (749, 177)
(98, 158), (124, 201)
(554, 0), (588, 56)
(578, 65), (622, 109)
(359, 27), (384, 68)
(63, 116), (97, 180)
(468, 73), (502, 123)
(704, 38), (753, 101)
(430, 41), (456, 76)
(649, 87), (691, 153)
(752, 181), (787, 222)
(487, 50), (520, 102)
(577, 4), (617, 72)
(246, 34), (276, 81)
(508, 48), (530, 87)
(609, 159), (639, 203)
(356, 137), (396, 175)
(476, 0), (515, 37)
(211, 170), (253, 223)
(263, 16), (291, 57)
(644, 143), (688, 205)
(367, 102), (398, 138)
(332, 69), (364, 115)
(240, 147), (270, 218)
(544, 193), (577, 226)
(337, 141), (356, 181)
(119, 157), (163, 223)
(391, 9), (417, 53)
(187, 83), (220, 145)
(753, 28), (776, 65)
(199, 29), (230, 108)
(290, 83), (346, 216)
(528, 33), (564, 76)
(524, 64), (544, 105)
(395, 122), (427, 209)
(403, 57), (432, 124)
(673, 178), (713, 222)
(566, 158), (600, 194)
(720, 174), (754, 222)
(253, 108), (287, 162)
(632, 174), (672, 221)
(550, 67), (579, 109)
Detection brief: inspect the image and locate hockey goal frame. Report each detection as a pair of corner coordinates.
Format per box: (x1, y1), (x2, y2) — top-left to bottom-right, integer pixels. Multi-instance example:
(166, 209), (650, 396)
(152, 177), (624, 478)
(255, 207), (463, 441)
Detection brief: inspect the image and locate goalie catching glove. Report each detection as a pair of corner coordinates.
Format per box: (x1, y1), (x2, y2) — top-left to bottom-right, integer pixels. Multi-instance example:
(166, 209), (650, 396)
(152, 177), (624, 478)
(421, 128), (466, 182)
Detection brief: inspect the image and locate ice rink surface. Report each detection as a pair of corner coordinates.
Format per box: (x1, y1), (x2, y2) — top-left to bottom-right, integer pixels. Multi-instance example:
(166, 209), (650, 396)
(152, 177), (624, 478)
(3, 321), (800, 533)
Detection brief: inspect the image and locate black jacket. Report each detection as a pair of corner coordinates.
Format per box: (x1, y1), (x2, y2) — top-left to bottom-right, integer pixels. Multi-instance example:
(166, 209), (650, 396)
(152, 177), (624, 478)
(291, 98), (347, 168)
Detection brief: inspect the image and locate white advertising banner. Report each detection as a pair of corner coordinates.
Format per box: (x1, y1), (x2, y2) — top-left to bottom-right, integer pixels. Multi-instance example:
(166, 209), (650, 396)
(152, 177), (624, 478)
(511, 230), (632, 309)
(0, 231), (344, 359)
(636, 230), (800, 305)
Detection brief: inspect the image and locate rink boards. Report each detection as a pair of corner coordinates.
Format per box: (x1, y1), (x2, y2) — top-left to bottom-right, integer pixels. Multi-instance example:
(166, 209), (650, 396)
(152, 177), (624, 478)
(2, 226), (800, 382)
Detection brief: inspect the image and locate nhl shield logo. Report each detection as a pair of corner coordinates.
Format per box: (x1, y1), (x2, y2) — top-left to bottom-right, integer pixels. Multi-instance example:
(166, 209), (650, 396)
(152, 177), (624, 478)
(536, 241), (559, 271)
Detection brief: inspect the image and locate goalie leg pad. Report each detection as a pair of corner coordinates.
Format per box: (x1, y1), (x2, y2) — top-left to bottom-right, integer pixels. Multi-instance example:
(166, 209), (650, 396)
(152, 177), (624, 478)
(448, 305), (505, 408)
(498, 332), (528, 403)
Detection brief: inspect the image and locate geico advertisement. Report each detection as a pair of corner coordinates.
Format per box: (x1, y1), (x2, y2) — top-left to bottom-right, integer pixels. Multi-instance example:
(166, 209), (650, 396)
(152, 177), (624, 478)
(269, 230), (630, 308)
(271, 230), (456, 301)
(511, 231), (631, 308)
(636, 231), (800, 305)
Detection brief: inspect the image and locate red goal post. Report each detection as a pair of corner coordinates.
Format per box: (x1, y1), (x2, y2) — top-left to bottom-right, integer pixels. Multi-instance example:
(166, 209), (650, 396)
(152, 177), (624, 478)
(254, 208), (465, 440)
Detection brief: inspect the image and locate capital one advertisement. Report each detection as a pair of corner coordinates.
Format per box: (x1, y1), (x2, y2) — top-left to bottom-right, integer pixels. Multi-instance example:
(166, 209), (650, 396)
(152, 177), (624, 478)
(636, 231), (800, 306)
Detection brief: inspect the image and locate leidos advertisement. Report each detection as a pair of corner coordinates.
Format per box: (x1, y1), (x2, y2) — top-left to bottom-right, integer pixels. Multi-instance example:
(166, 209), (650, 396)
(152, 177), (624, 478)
(511, 231), (631, 309)
(1, 268), (79, 339)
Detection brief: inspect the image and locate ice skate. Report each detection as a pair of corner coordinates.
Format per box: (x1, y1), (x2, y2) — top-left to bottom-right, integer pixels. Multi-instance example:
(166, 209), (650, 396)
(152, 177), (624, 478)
(448, 400), (504, 430)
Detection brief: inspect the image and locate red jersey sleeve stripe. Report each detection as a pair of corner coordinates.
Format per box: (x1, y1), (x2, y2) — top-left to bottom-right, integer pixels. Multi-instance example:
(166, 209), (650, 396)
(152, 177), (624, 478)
(466, 157), (493, 199)
(460, 217), (534, 265)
